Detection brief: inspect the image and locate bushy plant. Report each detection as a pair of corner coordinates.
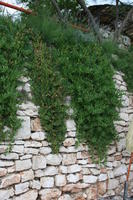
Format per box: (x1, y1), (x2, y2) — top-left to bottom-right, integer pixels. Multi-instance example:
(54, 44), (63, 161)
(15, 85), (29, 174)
(24, 12), (121, 160)
(28, 37), (67, 153)
(0, 16), (23, 147)
(0, 11), (123, 161)
(52, 43), (121, 161)
(102, 41), (133, 93)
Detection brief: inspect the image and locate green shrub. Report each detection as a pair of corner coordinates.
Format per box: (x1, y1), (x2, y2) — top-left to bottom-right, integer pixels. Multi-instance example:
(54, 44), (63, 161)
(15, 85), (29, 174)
(52, 43), (121, 161)
(102, 41), (133, 93)
(20, 11), (122, 161)
(28, 37), (67, 153)
(0, 16), (24, 147)
(0, 12), (123, 161)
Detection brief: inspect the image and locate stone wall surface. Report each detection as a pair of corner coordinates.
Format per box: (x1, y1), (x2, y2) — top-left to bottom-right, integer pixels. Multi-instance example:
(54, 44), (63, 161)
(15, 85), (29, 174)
(0, 72), (133, 200)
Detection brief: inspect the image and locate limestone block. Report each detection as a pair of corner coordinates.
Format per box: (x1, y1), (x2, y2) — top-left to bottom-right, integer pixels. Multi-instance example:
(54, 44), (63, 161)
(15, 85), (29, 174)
(114, 120), (126, 126)
(35, 170), (44, 178)
(63, 183), (89, 192)
(86, 185), (97, 200)
(106, 189), (115, 196)
(98, 181), (107, 195)
(55, 175), (66, 186)
(67, 174), (80, 183)
(120, 85), (127, 91)
(31, 132), (46, 141)
(14, 190), (38, 200)
(77, 151), (89, 159)
(119, 113), (128, 122)
(0, 168), (7, 177)
(108, 179), (119, 190)
(82, 168), (91, 175)
(115, 125), (126, 133)
(31, 118), (42, 132)
(59, 166), (68, 174)
(40, 177), (54, 188)
(42, 141), (49, 147)
(112, 161), (121, 167)
(120, 174), (126, 184)
(20, 155), (32, 160)
(0, 188), (14, 200)
(24, 148), (39, 155)
(0, 153), (19, 160)
(0, 145), (7, 153)
(67, 131), (76, 137)
(67, 164), (81, 173)
(39, 189), (61, 199)
(44, 166), (58, 176)
(46, 154), (62, 165)
(63, 138), (75, 147)
(40, 147), (52, 155)
(30, 180), (41, 190)
(66, 119), (76, 131)
(114, 164), (127, 177)
(19, 76), (30, 83)
(18, 102), (39, 117)
(15, 182), (29, 195)
(107, 170), (114, 179)
(59, 146), (77, 153)
(0, 161), (14, 167)
(58, 194), (72, 200)
(83, 175), (97, 184)
(72, 193), (86, 200)
(106, 162), (113, 168)
(20, 169), (34, 182)
(12, 145), (24, 154)
(117, 138), (126, 151)
(98, 174), (108, 181)
(24, 141), (42, 148)
(107, 146), (116, 155)
(15, 116), (31, 139)
(121, 94), (129, 107)
(15, 159), (32, 171)
(23, 83), (31, 93)
(7, 166), (15, 173)
(113, 74), (123, 82)
(77, 159), (88, 165)
(32, 156), (46, 170)
(62, 154), (76, 165)
(90, 168), (100, 176)
(0, 174), (20, 188)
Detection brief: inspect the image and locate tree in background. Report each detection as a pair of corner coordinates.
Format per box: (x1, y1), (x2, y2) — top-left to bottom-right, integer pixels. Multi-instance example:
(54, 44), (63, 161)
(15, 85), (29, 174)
(19, 0), (102, 42)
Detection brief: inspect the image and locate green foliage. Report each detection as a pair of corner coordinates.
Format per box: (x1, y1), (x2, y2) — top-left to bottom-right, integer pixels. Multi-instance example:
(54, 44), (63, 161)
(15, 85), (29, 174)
(28, 37), (67, 153)
(52, 43), (121, 161)
(102, 41), (133, 93)
(0, 16), (23, 146)
(0, 11), (123, 161)
(25, 9), (95, 47)
(23, 11), (121, 161)
(113, 48), (133, 93)
(19, 0), (81, 21)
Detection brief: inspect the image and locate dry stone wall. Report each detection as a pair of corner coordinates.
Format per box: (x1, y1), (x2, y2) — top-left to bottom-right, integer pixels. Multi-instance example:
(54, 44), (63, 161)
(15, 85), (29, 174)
(0, 72), (133, 200)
